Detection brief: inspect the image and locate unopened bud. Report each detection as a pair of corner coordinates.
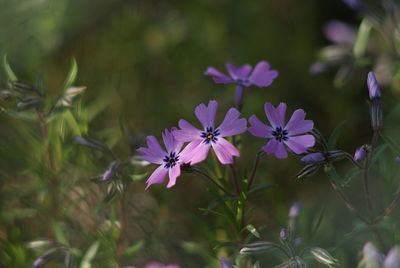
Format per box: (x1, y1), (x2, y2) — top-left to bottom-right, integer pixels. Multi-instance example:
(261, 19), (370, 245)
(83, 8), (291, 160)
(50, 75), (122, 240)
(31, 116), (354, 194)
(289, 202), (301, 218)
(301, 153), (325, 164)
(280, 228), (289, 241)
(368, 72), (381, 100)
(354, 147), (367, 162)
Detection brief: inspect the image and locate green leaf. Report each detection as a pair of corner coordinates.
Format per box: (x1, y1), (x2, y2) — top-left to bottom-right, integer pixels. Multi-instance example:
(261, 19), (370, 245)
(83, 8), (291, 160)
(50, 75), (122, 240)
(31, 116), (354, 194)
(63, 58), (78, 90)
(248, 183), (276, 194)
(353, 19), (372, 59)
(122, 240), (144, 257)
(380, 133), (400, 155)
(245, 224), (260, 238)
(79, 241), (100, 268)
(50, 221), (68, 246)
(3, 54), (17, 82)
(328, 121), (346, 150)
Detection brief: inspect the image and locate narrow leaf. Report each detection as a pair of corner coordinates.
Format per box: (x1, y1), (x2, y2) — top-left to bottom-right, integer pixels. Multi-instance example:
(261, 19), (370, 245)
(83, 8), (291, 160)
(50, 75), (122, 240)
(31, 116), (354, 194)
(63, 58), (78, 90)
(3, 54), (17, 82)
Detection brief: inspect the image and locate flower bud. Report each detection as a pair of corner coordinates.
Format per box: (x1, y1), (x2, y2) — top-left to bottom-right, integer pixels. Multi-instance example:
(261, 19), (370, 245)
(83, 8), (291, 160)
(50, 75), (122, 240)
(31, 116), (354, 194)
(363, 242), (380, 268)
(280, 228), (289, 241)
(368, 72), (381, 100)
(354, 145), (370, 162)
(289, 202), (301, 218)
(301, 153), (325, 164)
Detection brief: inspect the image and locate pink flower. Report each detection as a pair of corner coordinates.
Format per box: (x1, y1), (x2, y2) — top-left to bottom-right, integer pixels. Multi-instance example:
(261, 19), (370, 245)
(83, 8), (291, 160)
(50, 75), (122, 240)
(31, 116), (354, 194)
(173, 100), (247, 165)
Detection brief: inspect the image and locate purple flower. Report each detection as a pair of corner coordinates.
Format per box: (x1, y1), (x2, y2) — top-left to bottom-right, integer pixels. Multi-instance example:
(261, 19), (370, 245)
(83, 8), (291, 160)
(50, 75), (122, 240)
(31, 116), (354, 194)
(383, 246), (400, 268)
(204, 61), (278, 87)
(205, 61), (279, 110)
(301, 153), (326, 164)
(395, 157), (400, 163)
(137, 128), (189, 189)
(173, 100), (247, 165)
(219, 258), (234, 268)
(342, 0), (363, 10)
(368, 71), (382, 99)
(324, 20), (356, 44)
(248, 102), (315, 158)
(143, 262), (180, 268)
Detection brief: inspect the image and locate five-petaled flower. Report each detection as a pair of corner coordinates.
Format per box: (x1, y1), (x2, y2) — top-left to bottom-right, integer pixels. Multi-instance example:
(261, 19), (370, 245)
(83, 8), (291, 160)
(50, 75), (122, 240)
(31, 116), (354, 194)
(204, 61), (279, 109)
(173, 100), (247, 165)
(137, 128), (189, 189)
(204, 61), (279, 87)
(248, 102), (315, 158)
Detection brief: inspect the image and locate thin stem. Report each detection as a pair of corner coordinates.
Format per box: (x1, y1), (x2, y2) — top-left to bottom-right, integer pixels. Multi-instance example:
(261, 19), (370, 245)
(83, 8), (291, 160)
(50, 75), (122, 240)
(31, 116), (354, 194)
(193, 168), (236, 198)
(372, 192), (400, 224)
(229, 164), (240, 195)
(329, 179), (370, 225)
(363, 158), (374, 220)
(247, 151), (264, 191)
(342, 151), (364, 169)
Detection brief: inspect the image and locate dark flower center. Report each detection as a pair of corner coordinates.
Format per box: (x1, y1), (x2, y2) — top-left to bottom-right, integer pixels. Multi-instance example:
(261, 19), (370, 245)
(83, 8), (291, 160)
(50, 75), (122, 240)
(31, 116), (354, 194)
(235, 79), (249, 86)
(272, 126), (288, 142)
(201, 127), (220, 144)
(163, 152), (179, 168)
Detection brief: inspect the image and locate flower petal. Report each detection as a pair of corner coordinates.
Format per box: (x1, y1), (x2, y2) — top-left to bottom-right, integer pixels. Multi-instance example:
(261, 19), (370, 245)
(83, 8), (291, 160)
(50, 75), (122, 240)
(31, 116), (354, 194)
(204, 67), (234, 84)
(262, 139), (288, 158)
(212, 138), (239, 164)
(284, 109), (314, 136)
(136, 136), (166, 164)
(173, 119), (201, 142)
(248, 61), (279, 87)
(146, 165), (168, 189)
(218, 108), (247, 137)
(248, 115), (273, 138)
(285, 135), (315, 154)
(167, 165), (181, 188)
(179, 140), (210, 165)
(195, 100), (218, 128)
(225, 62), (253, 81)
(264, 102), (286, 128)
(162, 128), (183, 153)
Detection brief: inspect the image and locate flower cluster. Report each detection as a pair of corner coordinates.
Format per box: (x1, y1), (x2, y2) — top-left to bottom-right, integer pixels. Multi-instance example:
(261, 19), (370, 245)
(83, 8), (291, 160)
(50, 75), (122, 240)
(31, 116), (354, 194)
(137, 61), (315, 189)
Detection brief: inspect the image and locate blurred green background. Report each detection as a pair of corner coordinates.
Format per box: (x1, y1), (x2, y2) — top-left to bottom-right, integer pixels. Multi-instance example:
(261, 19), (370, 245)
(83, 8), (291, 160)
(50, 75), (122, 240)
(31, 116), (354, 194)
(1, 0), (399, 267)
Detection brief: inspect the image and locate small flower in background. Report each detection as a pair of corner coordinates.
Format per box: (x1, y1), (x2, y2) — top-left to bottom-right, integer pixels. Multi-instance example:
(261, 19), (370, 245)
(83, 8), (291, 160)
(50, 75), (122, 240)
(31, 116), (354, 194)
(137, 128), (189, 189)
(301, 152), (326, 164)
(383, 246), (400, 268)
(204, 61), (278, 88)
(173, 100), (247, 165)
(204, 61), (278, 109)
(219, 258), (235, 268)
(342, 0), (363, 10)
(143, 262), (180, 268)
(248, 102), (315, 158)
(289, 202), (301, 218)
(309, 20), (356, 86)
(395, 157), (400, 163)
(353, 145), (370, 162)
(324, 20), (356, 44)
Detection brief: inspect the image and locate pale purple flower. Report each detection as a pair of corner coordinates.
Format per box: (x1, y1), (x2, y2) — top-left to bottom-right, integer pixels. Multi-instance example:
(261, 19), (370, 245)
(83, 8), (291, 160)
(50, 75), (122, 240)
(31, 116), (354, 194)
(324, 20), (356, 44)
(301, 153), (326, 164)
(248, 102), (315, 159)
(173, 100), (247, 165)
(204, 61), (278, 88)
(383, 246), (400, 268)
(205, 61), (279, 110)
(137, 128), (188, 189)
(395, 157), (400, 163)
(368, 71), (382, 99)
(219, 258), (234, 268)
(143, 262), (180, 268)
(289, 202), (301, 218)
